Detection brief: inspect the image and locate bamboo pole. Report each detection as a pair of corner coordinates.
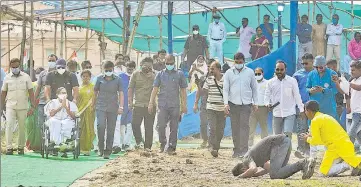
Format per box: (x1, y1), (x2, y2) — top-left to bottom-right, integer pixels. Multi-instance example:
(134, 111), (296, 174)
(54, 23), (57, 55)
(65, 26), (68, 59)
(258, 5), (260, 26)
(20, 1), (26, 70)
(351, 0), (354, 33)
(122, 1), (128, 55)
(30, 1), (34, 79)
(308, 1), (310, 24)
(126, 1), (145, 55)
(85, 0), (91, 60)
(8, 24), (11, 64)
(188, 1), (191, 35)
(101, 19), (105, 61)
(60, 0), (64, 57)
(160, 1), (163, 50)
(41, 31), (44, 68)
(312, 0), (316, 24)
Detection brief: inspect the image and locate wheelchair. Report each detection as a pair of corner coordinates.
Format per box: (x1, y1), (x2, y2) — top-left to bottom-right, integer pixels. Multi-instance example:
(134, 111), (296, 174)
(40, 115), (81, 159)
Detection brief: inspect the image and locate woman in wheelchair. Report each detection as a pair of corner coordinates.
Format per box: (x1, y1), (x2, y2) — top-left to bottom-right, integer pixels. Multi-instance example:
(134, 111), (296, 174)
(45, 87), (78, 157)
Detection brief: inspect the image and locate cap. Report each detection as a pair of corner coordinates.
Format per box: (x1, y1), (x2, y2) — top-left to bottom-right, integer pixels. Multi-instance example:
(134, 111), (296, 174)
(56, 58), (67, 67)
(192, 25), (199, 30)
(213, 14), (221, 19)
(313, 56), (326, 66)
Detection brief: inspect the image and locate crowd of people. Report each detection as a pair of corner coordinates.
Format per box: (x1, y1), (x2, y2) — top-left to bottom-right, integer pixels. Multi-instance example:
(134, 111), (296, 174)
(1, 11), (361, 181)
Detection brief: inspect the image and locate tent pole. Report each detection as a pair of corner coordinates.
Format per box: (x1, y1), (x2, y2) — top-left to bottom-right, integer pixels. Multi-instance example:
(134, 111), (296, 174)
(65, 26), (68, 59)
(20, 1), (26, 70)
(188, 1), (191, 35)
(167, 1), (173, 54)
(102, 19), (105, 61)
(41, 31), (44, 68)
(312, 0), (316, 24)
(127, 1), (145, 56)
(258, 5), (260, 26)
(159, 1), (163, 50)
(351, 0), (354, 33)
(30, 0), (34, 78)
(54, 23), (57, 56)
(290, 1), (298, 74)
(122, 1), (128, 55)
(8, 24), (11, 65)
(85, 0), (91, 60)
(60, 0), (64, 58)
(308, 1), (310, 24)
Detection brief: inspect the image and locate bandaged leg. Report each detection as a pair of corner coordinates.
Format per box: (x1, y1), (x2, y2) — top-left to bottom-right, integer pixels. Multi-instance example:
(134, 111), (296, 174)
(327, 158), (351, 176)
(124, 123), (133, 146)
(61, 119), (75, 142)
(49, 118), (63, 145)
(113, 115), (121, 147)
(119, 125), (126, 146)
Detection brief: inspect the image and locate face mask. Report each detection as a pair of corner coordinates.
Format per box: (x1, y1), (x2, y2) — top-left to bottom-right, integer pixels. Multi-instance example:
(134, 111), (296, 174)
(255, 75), (263, 81)
(166, 65), (175, 71)
(11, 68), (20, 75)
(105, 71), (113, 76)
(197, 62), (204, 66)
(234, 64), (244, 70)
(160, 58), (166, 62)
(48, 62), (56, 69)
(58, 94), (67, 100)
(332, 18), (338, 25)
(214, 19), (219, 23)
(57, 69), (66, 75)
(193, 30), (199, 35)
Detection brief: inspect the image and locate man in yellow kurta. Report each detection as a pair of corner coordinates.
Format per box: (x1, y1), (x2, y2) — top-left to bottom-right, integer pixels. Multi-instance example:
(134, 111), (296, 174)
(301, 100), (361, 177)
(311, 14), (326, 57)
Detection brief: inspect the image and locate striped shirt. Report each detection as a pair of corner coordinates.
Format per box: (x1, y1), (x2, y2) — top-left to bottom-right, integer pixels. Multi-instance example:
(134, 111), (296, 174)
(203, 76), (224, 111)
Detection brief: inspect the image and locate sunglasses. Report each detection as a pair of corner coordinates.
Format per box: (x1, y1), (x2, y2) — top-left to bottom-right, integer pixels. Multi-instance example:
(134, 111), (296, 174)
(165, 63), (174, 65)
(85, 66), (92, 69)
(301, 63), (308, 65)
(104, 70), (113, 73)
(255, 73), (262, 76)
(275, 68), (284, 72)
(57, 67), (65, 69)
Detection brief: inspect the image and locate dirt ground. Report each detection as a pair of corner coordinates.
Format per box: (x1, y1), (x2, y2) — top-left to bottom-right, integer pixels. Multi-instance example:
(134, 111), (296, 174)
(70, 139), (361, 187)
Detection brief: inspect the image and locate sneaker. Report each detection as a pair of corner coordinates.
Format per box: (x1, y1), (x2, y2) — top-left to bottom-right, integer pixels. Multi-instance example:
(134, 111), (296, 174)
(211, 149), (218, 158)
(351, 163), (361, 176)
(103, 151), (110, 159)
(112, 146), (122, 154)
(302, 158), (316, 179)
(6, 149), (13, 155)
(17, 149), (24, 155)
(294, 150), (306, 159)
(200, 141), (208, 148)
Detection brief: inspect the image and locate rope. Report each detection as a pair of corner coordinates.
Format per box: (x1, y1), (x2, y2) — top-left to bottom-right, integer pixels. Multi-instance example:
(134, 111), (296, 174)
(192, 1), (237, 29)
(162, 15), (188, 34)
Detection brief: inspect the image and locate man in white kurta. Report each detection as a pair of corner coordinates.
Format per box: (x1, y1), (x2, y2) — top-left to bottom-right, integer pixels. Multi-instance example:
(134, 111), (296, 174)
(237, 18), (256, 62)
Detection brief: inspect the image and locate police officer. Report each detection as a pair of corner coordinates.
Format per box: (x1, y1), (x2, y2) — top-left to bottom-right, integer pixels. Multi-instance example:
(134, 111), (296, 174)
(207, 14), (227, 66)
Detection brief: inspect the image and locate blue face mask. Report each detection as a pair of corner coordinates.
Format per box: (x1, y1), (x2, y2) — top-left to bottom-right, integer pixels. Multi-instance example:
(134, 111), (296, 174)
(166, 65), (175, 71)
(11, 67), (20, 75)
(48, 61), (56, 69)
(332, 18), (338, 25)
(214, 19), (220, 23)
(234, 64), (244, 70)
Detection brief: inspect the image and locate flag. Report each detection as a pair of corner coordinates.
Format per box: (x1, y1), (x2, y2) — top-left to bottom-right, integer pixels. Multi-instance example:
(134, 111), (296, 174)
(70, 50), (78, 62)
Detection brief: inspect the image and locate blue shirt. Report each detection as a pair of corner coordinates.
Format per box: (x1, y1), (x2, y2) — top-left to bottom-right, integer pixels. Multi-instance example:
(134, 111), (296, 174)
(296, 23), (312, 44)
(94, 74), (123, 113)
(153, 69), (188, 108)
(293, 69), (311, 103)
(119, 73), (132, 125)
(259, 23), (274, 49)
(0, 68), (6, 89)
(306, 68), (338, 119)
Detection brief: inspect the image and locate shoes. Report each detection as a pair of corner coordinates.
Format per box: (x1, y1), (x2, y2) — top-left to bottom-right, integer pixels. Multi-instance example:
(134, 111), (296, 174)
(302, 158), (316, 179)
(167, 149), (176, 156)
(210, 149), (218, 158)
(351, 163), (361, 176)
(112, 146), (122, 154)
(6, 149), (13, 155)
(18, 149), (24, 155)
(103, 151), (110, 159)
(294, 150), (306, 159)
(200, 141), (208, 148)
(61, 152), (68, 158)
(123, 144), (130, 151)
(52, 150), (59, 157)
(144, 148), (151, 152)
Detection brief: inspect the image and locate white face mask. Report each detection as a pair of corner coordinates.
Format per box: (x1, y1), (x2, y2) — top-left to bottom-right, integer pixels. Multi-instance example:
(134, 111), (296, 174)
(193, 30), (199, 35)
(234, 64), (244, 70)
(255, 75), (263, 81)
(105, 71), (113, 76)
(48, 62), (56, 69)
(57, 69), (66, 75)
(58, 94), (67, 100)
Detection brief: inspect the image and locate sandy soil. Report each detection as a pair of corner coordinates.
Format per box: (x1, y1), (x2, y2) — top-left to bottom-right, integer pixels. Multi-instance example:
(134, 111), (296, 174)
(70, 141), (361, 187)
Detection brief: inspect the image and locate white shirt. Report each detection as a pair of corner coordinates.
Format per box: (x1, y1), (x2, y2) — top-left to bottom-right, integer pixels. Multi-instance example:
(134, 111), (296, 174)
(223, 67), (258, 105)
(207, 22), (227, 43)
(255, 79), (268, 106)
(45, 99), (78, 120)
(350, 77), (361, 114)
(264, 75), (304, 118)
(326, 23), (343, 45)
(237, 26), (256, 58)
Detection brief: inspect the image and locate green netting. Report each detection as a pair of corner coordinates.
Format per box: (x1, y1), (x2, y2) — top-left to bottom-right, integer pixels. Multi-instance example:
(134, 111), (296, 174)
(1, 151), (125, 187)
(65, 2), (361, 59)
